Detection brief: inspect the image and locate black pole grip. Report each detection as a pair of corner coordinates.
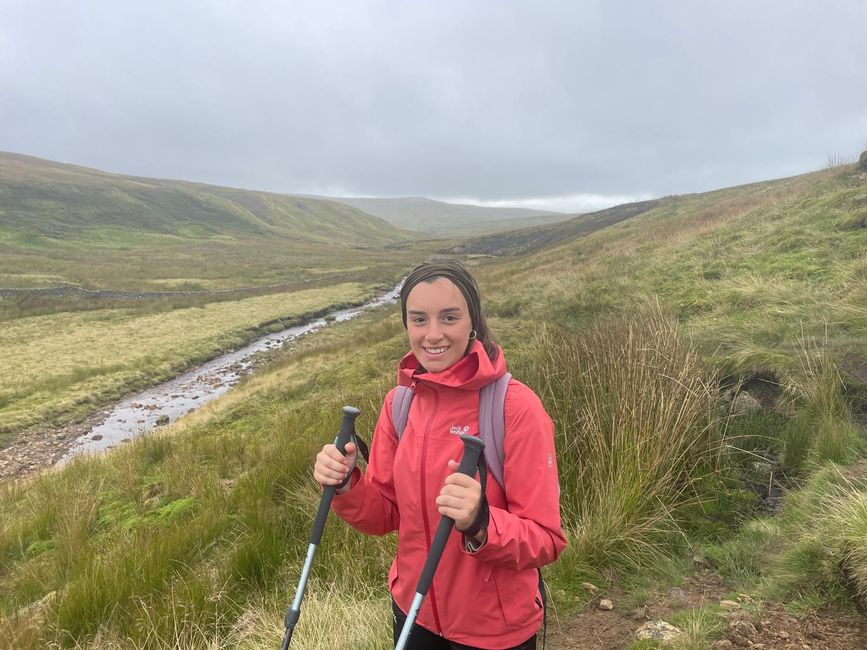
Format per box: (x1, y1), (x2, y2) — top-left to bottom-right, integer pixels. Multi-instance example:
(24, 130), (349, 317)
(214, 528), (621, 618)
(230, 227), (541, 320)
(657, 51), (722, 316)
(415, 435), (485, 595)
(311, 405), (361, 546)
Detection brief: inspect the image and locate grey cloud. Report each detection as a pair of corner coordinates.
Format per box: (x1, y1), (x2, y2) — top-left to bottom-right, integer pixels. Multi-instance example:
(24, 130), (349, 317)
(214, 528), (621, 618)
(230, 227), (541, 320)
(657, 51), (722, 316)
(1, 0), (866, 210)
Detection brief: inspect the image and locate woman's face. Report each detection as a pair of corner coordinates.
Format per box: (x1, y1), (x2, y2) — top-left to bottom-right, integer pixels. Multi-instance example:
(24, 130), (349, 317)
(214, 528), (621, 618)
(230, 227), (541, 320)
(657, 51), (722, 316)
(405, 277), (473, 373)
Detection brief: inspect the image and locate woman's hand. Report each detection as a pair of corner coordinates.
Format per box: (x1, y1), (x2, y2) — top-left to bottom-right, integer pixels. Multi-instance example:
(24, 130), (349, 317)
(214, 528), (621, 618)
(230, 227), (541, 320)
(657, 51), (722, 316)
(313, 442), (357, 494)
(436, 459), (482, 532)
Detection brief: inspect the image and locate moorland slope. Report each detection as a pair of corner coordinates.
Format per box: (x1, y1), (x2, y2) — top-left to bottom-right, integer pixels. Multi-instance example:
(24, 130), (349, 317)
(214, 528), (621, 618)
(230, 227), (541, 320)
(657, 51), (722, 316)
(2, 160), (867, 649)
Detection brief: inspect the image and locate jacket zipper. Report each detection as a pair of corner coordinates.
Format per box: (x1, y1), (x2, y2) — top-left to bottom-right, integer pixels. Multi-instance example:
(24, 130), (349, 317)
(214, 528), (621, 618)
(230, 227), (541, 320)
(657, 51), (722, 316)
(419, 387), (444, 636)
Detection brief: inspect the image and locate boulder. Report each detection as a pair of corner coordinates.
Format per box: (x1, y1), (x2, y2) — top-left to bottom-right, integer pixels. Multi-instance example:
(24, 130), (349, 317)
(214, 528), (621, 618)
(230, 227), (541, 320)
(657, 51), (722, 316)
(733, 391), (761, 414)
(635, 620), (683, 644)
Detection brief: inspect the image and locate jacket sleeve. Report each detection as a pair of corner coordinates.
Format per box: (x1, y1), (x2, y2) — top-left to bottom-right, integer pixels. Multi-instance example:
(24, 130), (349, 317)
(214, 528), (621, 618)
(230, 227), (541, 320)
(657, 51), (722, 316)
(330, 390), (400, 536)
(467, 381), (567, 570)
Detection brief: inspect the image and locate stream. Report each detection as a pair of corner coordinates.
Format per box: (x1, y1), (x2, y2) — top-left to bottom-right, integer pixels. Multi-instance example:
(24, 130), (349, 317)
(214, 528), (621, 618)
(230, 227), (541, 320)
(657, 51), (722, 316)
(60, 282), (402, 462)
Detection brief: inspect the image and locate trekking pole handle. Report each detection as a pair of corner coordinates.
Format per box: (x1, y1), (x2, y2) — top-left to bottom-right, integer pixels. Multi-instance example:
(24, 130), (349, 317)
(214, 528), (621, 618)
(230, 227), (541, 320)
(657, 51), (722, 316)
(310, 405), (361, 546)
(415, 435), (485, 595)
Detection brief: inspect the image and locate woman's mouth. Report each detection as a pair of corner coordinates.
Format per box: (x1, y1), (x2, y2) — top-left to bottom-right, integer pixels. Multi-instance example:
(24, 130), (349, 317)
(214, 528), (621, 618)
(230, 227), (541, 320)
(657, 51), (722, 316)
(424, 346), (449, 356)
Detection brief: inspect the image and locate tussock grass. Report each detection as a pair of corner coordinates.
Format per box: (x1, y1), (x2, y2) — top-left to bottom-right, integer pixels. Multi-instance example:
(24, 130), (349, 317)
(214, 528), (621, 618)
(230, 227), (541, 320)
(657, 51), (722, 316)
(780, 335), (862, 469)
(705, 463), (867, 611)
(519, 305), (724, 569)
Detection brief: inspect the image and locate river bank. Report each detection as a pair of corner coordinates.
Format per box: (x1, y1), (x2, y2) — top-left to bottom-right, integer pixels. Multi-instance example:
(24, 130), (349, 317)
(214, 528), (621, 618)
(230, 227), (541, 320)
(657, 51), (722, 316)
(0, 282), (401, 481)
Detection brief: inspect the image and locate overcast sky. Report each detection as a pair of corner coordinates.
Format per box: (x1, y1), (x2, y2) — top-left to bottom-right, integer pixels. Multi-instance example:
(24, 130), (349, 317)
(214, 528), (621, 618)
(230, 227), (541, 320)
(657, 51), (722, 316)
(2, 1), (866, 213)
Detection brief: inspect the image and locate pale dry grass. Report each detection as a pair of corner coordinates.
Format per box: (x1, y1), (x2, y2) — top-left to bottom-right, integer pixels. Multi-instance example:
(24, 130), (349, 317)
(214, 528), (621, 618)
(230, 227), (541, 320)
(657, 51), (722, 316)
(0, 282), (366, 431)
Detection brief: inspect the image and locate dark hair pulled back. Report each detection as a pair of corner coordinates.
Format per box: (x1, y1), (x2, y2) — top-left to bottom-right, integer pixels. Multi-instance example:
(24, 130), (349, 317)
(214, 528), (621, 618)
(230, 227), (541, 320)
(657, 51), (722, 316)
(399, 260), (498, 363)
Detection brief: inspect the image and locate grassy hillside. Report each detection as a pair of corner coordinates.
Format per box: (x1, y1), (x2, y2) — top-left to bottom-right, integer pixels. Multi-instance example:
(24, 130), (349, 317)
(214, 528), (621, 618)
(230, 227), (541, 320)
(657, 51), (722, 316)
(444, 199), (661, 256)
(325, 195), (565, 236)
(1, 162), (867, 648)
(0, 152), (419, 291)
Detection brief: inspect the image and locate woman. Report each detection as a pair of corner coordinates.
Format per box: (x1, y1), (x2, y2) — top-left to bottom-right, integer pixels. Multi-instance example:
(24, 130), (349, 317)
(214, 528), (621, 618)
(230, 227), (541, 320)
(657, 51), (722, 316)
(314, 260), (566, 650)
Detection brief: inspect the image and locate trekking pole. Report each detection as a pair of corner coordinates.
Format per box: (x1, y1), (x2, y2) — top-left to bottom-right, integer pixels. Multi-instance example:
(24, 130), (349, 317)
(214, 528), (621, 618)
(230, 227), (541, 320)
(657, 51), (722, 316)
(395, 435), (485, 650)
(280, 405), (361, 650)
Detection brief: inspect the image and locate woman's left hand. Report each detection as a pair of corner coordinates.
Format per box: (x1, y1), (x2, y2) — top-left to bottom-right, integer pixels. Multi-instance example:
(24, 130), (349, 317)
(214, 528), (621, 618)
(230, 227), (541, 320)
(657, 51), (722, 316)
(436, 459), (482, 531)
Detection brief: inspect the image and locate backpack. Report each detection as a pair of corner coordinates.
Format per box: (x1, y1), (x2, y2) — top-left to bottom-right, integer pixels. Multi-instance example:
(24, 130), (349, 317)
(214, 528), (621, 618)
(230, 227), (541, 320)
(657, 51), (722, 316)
(390, 372), (548, 645)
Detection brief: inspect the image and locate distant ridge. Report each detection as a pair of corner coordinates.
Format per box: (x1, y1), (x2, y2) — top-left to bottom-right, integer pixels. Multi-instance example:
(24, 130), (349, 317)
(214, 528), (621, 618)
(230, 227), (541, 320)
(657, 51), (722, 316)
(0, 152), (411, 246)
(444, 199), (661, 256)
(322, 195), (567, 235)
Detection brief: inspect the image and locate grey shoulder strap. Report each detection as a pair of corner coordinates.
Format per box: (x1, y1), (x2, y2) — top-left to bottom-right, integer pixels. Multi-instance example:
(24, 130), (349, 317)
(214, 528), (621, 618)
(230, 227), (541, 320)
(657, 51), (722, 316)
(478, 373), (511, 492)
(392, 385), (414, 439)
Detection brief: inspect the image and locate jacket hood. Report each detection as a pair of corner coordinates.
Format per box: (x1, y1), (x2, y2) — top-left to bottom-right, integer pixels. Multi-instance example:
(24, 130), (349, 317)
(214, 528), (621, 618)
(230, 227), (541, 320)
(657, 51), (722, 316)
(398, 339), (507, 391)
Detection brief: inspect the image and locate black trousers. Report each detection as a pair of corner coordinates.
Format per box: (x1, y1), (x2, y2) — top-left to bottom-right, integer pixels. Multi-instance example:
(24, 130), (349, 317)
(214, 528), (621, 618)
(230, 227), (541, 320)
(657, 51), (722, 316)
(392, 600), (537, 650)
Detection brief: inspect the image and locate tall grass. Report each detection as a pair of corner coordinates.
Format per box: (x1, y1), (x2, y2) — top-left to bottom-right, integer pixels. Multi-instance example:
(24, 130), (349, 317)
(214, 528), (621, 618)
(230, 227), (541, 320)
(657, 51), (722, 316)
(517, 305), (724, 570)
(781, 335), (862, 469)
(706, 463), (867, 611)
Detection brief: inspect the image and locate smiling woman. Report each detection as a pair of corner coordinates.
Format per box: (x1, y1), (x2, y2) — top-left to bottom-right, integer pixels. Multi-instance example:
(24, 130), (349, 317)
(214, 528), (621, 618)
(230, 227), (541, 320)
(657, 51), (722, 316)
(313, 260), (566, 650)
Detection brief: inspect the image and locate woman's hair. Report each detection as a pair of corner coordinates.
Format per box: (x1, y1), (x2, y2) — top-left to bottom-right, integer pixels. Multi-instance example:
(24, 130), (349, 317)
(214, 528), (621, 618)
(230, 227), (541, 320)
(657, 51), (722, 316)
(399, 260), (498, 362)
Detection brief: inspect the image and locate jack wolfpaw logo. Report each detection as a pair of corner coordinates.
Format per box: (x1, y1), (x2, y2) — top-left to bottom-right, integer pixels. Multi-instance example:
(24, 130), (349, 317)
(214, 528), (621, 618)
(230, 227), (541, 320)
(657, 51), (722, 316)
(449, 425), (471, 436)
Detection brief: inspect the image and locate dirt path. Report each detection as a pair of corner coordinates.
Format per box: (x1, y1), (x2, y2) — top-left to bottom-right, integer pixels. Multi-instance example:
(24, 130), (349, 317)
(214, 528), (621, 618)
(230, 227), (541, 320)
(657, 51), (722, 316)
(546, 568), (867, 649)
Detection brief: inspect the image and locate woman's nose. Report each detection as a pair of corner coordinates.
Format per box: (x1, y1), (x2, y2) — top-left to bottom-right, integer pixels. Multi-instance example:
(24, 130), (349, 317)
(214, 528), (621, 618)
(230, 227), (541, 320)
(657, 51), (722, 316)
(425, 322), (442, 340)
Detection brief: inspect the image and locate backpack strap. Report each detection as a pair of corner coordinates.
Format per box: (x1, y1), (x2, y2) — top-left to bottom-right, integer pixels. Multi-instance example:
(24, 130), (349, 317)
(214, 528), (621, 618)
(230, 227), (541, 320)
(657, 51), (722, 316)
(392, 385), (414, 440)
(477, 372), (511, 492)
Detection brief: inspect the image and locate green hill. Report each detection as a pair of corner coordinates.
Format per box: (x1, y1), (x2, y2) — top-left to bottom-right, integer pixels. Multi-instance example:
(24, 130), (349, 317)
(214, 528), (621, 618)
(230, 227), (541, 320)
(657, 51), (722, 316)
(0, 152), (409, 244)
(2, 160), (867, 649)
(0, 152), (420, 291)
(323, 195), (566, 235)
(444, 198), (661, 256)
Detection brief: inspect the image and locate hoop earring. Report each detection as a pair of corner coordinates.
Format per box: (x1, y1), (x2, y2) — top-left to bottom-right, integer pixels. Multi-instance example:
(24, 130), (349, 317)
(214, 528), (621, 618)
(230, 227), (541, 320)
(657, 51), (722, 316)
(468, 330), (477, 340)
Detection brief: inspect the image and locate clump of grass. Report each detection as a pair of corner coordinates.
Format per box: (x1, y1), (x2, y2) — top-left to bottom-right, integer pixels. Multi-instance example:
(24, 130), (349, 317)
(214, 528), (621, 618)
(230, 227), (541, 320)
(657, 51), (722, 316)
(668, 605), (726, 649)
(781, 336), (862, 470)
(705, 462), (867, 612)
(519, 304), (725, 569)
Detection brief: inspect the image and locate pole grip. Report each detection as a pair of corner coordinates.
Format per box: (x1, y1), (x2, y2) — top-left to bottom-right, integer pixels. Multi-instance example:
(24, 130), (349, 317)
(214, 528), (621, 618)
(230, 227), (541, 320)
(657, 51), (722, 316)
(414, 435), (485, 595)
(310, 406), (361, 546)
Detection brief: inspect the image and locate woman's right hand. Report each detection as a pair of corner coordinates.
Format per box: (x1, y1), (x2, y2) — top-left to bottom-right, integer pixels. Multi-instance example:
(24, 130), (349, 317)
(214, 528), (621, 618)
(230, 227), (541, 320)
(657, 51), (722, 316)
(313, 442), (358, 493)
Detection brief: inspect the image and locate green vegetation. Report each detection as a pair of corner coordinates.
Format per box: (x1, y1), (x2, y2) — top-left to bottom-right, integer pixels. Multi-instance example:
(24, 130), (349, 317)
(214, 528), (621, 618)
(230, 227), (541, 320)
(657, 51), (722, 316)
(0, 152), (420, 292)
(329, 195), (565, 236)
(1, 160), (867, 647)
(0, 282), (384, 440)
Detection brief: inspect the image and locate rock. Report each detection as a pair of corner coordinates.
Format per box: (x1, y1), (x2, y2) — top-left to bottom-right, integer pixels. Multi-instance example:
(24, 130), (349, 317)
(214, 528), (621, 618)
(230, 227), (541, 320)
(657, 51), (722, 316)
(131, 403), (143, 409)
(776, 630), (790, 640)
(599, 599), (614, 610)
(720, 600), (741, 610)
(668, 587), (689, 605)
(145, 404), (158, 411)
(733, 391), (761, 414)
(692, 554), (710, 566)
(155, 415), (170, 426)
(91, 434), (103, 441)
(635, 620), (682, 643)
(581, 582), (599, 595)
(728, 618), (757, 645)
(712, 640), (733, 649)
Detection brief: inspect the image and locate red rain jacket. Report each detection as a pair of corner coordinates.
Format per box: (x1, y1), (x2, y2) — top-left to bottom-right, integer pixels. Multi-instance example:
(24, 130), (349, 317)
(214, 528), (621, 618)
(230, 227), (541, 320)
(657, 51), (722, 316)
(332, 341), (566, 649)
